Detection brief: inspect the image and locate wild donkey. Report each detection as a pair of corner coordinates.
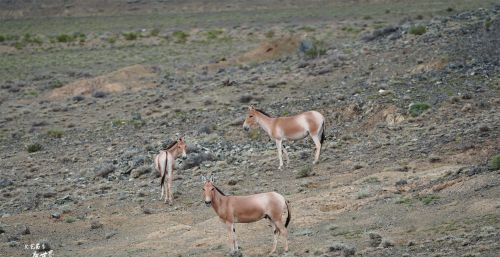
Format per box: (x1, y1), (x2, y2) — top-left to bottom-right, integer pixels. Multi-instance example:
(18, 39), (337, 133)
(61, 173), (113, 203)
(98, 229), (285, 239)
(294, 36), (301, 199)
(243, 106), (325, 169)
(202, 175), (291, 254)
(154, 137), (187, 205)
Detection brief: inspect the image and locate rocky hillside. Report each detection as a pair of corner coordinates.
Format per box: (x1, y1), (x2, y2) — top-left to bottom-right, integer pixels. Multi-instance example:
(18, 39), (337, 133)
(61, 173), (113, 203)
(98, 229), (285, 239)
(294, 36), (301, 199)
(0, 2), (499, 257)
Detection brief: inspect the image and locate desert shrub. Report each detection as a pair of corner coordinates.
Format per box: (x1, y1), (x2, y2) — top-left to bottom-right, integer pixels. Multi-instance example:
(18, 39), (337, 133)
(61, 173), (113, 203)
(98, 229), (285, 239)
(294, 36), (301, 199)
(123, 32), (138, 40)
(302, 37), (327, 59)
(420, 194), (439, 205)
(363, 15), (372, 20)
(341, 26), (363, 34)
(172, 30), (189, 43)
(64, 217), (76, 223)
(296, 166), (312, 178)
(299, 26), (316, 32)
(49, 79), (63, 89)
(0, 35), (5, 42)
(206, 29), (223, 40)
(265, 30), (275, 38)
(47, 129), (64, 138)
(26, 143), (43, 153)
(446, 7), (454, 12)
(485, 19), (492, 30)
(356, 190), (370, 199)
(13, 41), (25, 49)
(56, 34), (75, 43)
(408, 102), (430, 116)
(408, 25), (427, 35)
(150, 28), (160, 37)
(490, 154), (500, 170)
(23, 33), (43, 45)
(363, 177), (380, 184)
(107, 37), (117, 44)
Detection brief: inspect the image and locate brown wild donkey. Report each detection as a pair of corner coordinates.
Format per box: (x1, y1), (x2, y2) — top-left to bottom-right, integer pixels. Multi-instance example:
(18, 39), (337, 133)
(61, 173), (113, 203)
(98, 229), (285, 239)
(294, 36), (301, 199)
(202, 175), (291, 254)
(154, 137), (187, 205)
(243, 106), (325, 169)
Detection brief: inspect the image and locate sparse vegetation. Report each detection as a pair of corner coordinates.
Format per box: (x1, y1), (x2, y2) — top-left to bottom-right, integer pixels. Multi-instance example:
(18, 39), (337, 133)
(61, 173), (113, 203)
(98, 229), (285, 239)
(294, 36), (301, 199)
(409, 102), (431, 116)
(150, 28), (160, 37)
(356, 190), (371, 199)
(26, 143), (43, 153)
(363, 177), (380, 184)
(420, 194), (440, 205)
(489, 154), (500, 170)
(409, 25), (427, 35)
(172, 30), (189, 43)
(47, 129), (64, 138)
(396, 197), (412, 205)
(56, 34), (75, 43)
(304, 38), (327, 59)
(206, 29), (223, 40)
(123, 32), (138, 40)
(296, 166), (312, 178)
(64, 216), (76, 223)
(265, 30), (275, 38)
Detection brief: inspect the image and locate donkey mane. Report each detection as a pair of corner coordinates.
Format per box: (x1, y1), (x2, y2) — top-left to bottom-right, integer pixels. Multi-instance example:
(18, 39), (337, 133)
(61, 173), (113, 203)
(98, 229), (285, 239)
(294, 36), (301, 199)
(163, 140), (178, 151)
(256, 109), (272, 117)
(214, 185), (226, 196)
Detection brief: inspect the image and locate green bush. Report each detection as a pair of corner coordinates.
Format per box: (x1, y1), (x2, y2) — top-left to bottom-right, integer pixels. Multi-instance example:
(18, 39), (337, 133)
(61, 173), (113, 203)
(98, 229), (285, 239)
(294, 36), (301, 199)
(172, 30), (189, 43)
(0, 35), (5, 42)
(107, 37), (117, 44)
(150, 28), (160, 37)
(123, 32), (138, 40)
(409, 25), (427, 35)
(56, 34), (75, 43)
(296, 166), (312, 178)
(47, 129), (64, 138)
(206, 29), (223, 40)
(420, 194), (439, 205)
(64, 216), (76, 223)
(490, 154), (500, 170)
(265, 30), (275, 38)
(26, 143), (43, 153)
(409, 102), (431, 117)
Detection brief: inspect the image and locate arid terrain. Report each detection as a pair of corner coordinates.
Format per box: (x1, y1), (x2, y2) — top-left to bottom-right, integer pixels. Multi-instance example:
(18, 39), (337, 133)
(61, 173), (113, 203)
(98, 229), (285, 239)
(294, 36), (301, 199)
(0, 1), (499, 256)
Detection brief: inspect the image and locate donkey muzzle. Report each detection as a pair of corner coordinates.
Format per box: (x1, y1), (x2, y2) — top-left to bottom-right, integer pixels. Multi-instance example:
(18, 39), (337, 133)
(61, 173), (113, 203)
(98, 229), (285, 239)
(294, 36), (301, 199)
(243, 126), (249, 132)
(204, 201), (211, 207)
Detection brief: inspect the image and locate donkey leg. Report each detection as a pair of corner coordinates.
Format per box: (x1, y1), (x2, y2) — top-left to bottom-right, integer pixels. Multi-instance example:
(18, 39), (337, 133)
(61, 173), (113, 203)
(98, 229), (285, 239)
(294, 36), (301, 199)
(163, 179), (168, 204)
(276, 139), (284, 169)
(269, 221), (279, 254)
(225, 222), (235, 251)
(232, 223), (239, 250)
(167, 176), (173, 205)
(275, 220), (289, 252)
(282, 145), (290, 166)
(311, 135), (321, 164)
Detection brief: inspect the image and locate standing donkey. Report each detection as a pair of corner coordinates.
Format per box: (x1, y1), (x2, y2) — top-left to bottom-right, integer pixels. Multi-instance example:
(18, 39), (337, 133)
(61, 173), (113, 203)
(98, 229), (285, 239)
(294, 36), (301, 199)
(202, 175), (291, 254)
(154, 137), (187, 205)
(243, 106), (325, 169)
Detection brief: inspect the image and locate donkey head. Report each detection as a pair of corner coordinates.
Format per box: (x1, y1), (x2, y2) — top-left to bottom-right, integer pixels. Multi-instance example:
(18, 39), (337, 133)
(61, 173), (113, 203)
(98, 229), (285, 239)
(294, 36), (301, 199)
(176, 137), (187, 159)
(201, 175), (216, 206)
(243, 105), (258, 131)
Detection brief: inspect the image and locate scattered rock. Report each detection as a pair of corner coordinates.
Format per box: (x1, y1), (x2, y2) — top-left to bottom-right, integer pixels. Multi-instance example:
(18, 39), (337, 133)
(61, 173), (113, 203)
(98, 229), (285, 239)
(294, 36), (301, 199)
(382, 238), (395, 248)
(0, 178), (13, 188)
(37, 240), (51, 251)
(51, 212), (61, 219)
(228, 179), (238, 186)
(142, 207), (153, 215)
(182, 153), (216, 170)
(395, 179), (408, 186)
(90, 221), (103, 230)
(131, 165), (151, 178)
(228, 250), (243, 257)
(105, 231), (118, 239)
(95, 164), (116, 178)
(461, 103), (473, 112)
(327, 242), (356, 256)
(19, 225), (30, 235)
(429, 155), (441, 163)
(368, 232), (382, 247)
(238, 95), (253, 103)
(92, 91), (107, 98)
(361, 25), (399, 42)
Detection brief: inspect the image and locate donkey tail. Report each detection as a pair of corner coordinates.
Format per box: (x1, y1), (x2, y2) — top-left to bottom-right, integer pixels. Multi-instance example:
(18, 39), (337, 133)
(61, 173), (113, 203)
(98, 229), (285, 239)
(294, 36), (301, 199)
(320, 118), (326, 145)
(285, 200), (291, 228)
(160, 154), (168, 189)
